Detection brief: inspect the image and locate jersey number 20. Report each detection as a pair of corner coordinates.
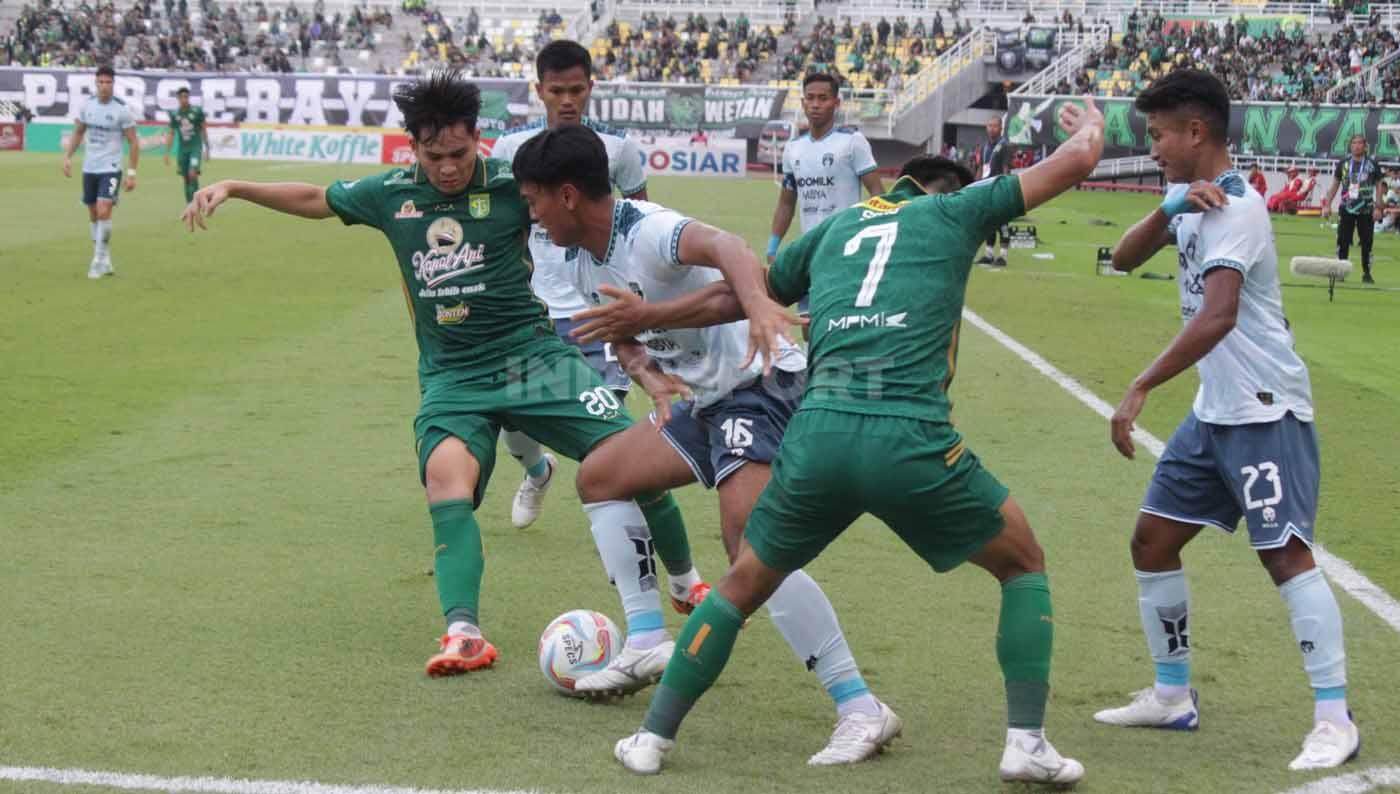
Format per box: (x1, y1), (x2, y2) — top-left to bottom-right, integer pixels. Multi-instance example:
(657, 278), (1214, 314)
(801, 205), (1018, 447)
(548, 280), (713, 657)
(844, 222), (898, 307)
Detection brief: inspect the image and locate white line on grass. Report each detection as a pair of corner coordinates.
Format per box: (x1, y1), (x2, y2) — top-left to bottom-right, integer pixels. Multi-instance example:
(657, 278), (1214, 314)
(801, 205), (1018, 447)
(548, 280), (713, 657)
(0, 766), (538, 794)
(1275, 767), (1400, 794)
(962, 307), (1400, 794)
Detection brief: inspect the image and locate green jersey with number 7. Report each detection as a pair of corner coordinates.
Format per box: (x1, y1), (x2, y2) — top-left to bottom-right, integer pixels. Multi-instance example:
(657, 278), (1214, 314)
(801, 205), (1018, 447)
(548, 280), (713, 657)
(768, 174), (1025, 425)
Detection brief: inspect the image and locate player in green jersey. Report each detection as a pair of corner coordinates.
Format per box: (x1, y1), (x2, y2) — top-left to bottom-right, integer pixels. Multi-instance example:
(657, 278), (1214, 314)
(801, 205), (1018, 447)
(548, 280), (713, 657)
(164, 87), (209, 204)
(596, 100), (1106, 782)
(179, 72), (749, 685)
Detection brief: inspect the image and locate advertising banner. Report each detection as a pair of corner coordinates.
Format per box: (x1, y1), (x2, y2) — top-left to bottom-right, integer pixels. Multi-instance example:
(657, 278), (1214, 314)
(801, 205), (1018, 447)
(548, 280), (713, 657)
(381, 129), (501, 165)
(24, 120), (176, 154)
(0, 122), (22, 150)
(587, 83), (787, 138)
(207, 127), (382, 164)
(1007, 95), (1400, 160)
(0, 67), (529, 130)
(633, 135), (747, 177)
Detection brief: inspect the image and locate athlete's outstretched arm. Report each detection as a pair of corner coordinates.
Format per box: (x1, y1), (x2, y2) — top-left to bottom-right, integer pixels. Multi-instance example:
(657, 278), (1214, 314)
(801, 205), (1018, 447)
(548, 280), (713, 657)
(183, 180), (334, 230)
(570, 282), (748, 344)
(675, 221), (800, 373)
(1016, 97), (1105, 212)
(1110, 267), (1242, 458)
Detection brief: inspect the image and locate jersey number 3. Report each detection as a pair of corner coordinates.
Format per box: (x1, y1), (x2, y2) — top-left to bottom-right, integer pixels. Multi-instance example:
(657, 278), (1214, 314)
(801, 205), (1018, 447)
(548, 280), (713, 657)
(844, 222), (898, 307)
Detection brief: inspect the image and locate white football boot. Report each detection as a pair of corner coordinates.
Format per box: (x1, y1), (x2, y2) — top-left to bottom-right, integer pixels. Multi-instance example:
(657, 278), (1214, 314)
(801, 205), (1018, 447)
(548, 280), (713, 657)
(87, 257), (102, 279)
(573, 640), (673, 700)
(510, 453), (555, 528)
(1289, 717), (1360, 770)
(614, 729), (673, 775)
(999, 732), (1086, 786)
(808, 700), (903, 765)
(98, 251), (114, 276)
(1094, 688), (1199, 730)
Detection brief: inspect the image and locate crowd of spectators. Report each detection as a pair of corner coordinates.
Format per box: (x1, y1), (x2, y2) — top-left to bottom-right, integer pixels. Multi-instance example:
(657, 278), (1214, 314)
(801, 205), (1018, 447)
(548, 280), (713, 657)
(2, 0), (396, 72)
(782, 13), (972, 93)
(590, 12), (783, 83)
(1052, 7), (1400, 104)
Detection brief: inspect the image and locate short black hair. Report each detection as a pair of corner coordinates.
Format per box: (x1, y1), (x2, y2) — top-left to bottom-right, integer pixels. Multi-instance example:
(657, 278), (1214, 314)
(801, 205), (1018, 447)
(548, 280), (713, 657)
(899, 155), (974, 193)
(1134, 68), (1230, 143)
(176, 86), (190, 95)
(803, 72), (840, 94)
(536, 39), (592, 80)
(95, 65), (115, 78)
(393, 69), (481, 144)
(511, 123), (611, 199)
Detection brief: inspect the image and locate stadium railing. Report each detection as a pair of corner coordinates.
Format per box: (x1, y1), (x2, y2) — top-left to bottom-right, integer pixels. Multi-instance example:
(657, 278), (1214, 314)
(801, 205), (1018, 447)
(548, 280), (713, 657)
(890, 23), (987, 119)
(1009, 23), (1110, 97)
(1326, 46), (1400, 104)
(609, 0), (813, 27)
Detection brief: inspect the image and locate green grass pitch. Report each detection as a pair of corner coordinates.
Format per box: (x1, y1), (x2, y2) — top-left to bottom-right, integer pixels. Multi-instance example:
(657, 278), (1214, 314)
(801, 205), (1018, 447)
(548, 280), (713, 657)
(3, 153), (1400, 793)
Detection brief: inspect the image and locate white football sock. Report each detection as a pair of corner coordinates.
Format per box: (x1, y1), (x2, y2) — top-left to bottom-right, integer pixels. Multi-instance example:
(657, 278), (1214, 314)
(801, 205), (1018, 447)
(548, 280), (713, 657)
(446, 620), (481, 638)
(503, 430), (547, 479)
(1279, 567), (1349, 724)
(583, 500), (666, 650)
(1136, 568), (1191, 700)
(95, 220), (111, 258)
(767, 569), (880, 717)
(668, 567), (701, 599)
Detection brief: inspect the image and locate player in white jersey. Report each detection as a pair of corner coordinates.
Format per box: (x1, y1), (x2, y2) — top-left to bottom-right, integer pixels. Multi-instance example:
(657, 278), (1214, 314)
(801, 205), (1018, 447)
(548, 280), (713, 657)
(1097, 70), (1357, 771)
(62, 65), (140, 279)
(514, 124), (902, 765)
(767, 73), (885, 332)
(492, 40), (711, 614)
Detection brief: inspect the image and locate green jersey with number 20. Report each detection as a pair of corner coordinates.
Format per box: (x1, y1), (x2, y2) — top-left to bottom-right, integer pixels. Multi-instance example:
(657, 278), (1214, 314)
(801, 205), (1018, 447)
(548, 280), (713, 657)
(768, 174), (1024, 424)
(325, 157), (548, 385)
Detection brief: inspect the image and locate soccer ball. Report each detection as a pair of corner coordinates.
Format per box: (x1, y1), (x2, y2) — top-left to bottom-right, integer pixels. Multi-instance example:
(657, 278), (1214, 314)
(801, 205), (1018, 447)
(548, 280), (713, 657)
(538, 609), (620, 695)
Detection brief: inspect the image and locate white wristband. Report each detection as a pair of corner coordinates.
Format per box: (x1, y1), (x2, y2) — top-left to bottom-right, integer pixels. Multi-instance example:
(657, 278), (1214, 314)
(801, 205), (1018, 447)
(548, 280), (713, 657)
(126, 169), (137, 176)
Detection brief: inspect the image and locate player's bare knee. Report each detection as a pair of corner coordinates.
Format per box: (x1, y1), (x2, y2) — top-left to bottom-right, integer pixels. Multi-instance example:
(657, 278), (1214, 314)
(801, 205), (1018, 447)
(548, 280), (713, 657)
(574, 459), (615, 504)
(1258, 537), (1316, 586)
(424, 439), (477, 503)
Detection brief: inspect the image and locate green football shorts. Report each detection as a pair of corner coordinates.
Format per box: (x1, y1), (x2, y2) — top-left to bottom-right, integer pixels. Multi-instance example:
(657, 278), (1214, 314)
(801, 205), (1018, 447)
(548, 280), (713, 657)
(745, 408), (1009, 573)
(414, 336), (633, 504)
(177, 149), (201, 178)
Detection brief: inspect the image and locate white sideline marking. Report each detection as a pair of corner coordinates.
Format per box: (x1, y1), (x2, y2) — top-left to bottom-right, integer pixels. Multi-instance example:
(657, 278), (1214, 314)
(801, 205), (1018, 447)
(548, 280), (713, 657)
(961, 306), (1400, 630)
(0, 766), (537, 794)
(963, 306), (1400, 794)
(1275, 767), (1400, 794)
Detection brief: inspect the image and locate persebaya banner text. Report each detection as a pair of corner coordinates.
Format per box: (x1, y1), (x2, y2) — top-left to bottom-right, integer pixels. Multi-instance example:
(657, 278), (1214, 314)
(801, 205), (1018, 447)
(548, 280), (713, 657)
(0, 67), (528, 129)
(1007, 95), (1400, 159)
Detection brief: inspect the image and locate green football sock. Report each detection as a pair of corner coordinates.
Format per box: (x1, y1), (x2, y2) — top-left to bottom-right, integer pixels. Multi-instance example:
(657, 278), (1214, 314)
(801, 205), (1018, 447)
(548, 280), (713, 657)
(642, 591), (745, 739)
(997, 572), (1054, 730)
(638, 490), (693, 575)
(429, 499), (484, 628)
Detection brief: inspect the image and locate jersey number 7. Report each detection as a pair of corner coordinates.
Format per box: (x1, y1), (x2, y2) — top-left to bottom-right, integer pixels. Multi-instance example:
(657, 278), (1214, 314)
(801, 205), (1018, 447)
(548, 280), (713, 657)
(844, 222), (899, 307)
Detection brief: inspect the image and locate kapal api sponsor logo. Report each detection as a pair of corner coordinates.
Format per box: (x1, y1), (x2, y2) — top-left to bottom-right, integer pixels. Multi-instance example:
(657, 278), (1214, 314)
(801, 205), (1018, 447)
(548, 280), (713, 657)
(413, 217), (486, 287)
(395, 200), (423, 219)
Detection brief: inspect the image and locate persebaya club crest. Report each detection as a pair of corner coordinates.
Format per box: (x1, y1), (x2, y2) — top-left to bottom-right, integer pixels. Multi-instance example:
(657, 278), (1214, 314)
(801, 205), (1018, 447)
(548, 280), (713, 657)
(469, 193), (491, 219)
